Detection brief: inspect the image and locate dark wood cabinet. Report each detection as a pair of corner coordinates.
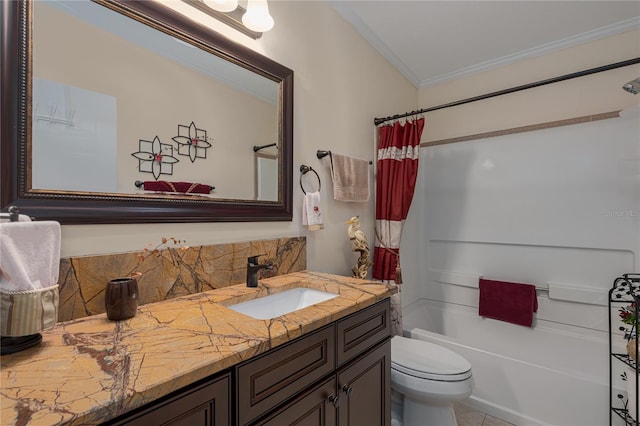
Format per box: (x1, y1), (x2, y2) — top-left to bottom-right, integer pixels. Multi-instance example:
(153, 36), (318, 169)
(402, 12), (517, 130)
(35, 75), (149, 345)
(251, 340), (390, 426)
(337, 341), (390, 426)
(236, 325), (336, 425)
(256, 377), (339, 426)
(105, 373), (230, 426)
(104, 299), (390, 426)
(336, 300), (390, 367)
(241, 299), (391, 426)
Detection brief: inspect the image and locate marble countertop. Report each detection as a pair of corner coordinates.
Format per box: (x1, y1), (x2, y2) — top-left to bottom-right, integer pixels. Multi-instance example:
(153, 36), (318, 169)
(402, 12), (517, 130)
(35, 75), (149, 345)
(0, 271), (396, 425)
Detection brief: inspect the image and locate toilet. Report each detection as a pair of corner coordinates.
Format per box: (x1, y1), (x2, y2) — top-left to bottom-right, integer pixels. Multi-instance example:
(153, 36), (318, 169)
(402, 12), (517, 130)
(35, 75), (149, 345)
(391, 335), (474, 426)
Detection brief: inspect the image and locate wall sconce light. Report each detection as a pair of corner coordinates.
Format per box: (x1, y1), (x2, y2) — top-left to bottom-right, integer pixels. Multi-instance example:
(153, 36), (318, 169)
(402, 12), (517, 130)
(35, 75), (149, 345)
(184, 0), (273, 39)
(242, 0), (274, 32)
(203, 0), (239, 13)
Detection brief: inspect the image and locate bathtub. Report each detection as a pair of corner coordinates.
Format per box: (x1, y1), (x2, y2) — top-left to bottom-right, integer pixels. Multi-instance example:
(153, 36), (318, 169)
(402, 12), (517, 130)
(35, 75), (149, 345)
(403, 298), (620, 426)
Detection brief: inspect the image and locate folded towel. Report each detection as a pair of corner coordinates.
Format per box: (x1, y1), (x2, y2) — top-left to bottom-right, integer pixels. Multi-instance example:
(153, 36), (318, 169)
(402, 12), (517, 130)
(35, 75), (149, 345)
(302, 191), (324, 231)
(141, 180), (211, 194)
(0, 221), (61, 292)
(478, 278), (538, 327)
(330, 153), (370, 202)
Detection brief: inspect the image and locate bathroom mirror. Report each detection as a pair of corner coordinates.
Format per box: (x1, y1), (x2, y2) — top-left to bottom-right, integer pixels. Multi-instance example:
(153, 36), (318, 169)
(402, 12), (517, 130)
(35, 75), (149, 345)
(1, 0), (293, 224)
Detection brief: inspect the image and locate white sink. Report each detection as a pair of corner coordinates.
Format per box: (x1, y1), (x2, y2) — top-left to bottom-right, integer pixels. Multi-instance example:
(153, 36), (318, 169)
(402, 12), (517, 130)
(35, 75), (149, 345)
(227, 288), (338, 320)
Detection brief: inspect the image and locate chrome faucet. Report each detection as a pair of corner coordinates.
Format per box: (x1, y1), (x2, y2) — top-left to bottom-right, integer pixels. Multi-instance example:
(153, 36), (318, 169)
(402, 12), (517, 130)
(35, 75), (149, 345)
(246, 255), (273, 288)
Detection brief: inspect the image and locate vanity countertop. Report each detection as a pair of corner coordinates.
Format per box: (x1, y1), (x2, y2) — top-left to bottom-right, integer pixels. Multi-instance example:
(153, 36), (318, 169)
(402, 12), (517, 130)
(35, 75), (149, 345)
(0, 271), (396, 425)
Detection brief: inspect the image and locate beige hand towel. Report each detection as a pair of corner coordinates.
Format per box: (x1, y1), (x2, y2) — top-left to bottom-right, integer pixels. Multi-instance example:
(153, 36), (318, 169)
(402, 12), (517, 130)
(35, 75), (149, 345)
(330, 153), (370, 202)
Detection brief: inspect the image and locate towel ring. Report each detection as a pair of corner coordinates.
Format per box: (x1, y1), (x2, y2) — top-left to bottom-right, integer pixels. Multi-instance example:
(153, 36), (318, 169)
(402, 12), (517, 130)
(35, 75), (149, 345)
(299, 165), (321, 194)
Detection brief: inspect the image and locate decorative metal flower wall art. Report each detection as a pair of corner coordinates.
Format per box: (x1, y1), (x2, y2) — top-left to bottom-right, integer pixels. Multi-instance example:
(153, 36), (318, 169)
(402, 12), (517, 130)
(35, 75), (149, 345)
(131, 136), (179, 180)
(172, 121), (212, 163)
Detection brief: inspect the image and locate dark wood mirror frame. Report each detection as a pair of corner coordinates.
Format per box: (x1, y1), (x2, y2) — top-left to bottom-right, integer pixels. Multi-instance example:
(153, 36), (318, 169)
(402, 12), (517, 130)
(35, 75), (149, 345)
(1, 0), (293, 224)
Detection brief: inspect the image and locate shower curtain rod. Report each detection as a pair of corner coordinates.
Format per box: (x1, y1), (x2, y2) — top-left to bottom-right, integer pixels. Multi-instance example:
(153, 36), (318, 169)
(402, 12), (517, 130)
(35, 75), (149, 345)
(373, 57), (640, 126)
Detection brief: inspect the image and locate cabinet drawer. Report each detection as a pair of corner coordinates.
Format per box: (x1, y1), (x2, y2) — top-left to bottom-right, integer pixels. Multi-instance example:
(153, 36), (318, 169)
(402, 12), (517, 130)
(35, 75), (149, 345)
(336, 299), (390, 367)
(236, 325), (336, 425)
(107, 373), (230, 426)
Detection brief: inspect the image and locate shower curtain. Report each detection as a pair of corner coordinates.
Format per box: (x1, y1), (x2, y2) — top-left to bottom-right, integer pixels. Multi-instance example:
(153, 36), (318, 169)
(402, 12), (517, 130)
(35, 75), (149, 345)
(374, 117), (424, 336)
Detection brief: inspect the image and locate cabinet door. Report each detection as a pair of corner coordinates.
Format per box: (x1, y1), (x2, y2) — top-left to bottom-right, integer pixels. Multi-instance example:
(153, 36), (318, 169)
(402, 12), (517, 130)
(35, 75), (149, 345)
(108, 373), (230, 426)
(237, 325), (335, 425)
(337, 340), (390, 426)
(253, 377), (338, 426)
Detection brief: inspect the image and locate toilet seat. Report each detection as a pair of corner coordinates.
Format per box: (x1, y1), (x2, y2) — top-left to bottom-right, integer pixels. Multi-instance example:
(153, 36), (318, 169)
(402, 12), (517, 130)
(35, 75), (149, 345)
(391, 336), (472, 382)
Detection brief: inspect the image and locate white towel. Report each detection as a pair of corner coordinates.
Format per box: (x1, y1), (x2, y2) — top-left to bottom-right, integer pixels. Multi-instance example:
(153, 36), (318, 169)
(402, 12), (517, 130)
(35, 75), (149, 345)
(330, 153), (370, 202)
(0, 221), (61, 292)
(302, 191), (324, 231)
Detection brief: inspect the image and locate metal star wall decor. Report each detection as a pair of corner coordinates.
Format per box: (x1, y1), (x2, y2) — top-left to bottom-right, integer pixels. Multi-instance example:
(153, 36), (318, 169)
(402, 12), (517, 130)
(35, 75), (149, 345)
(172, 121), (211, 163)
(131, 136), (179, 180)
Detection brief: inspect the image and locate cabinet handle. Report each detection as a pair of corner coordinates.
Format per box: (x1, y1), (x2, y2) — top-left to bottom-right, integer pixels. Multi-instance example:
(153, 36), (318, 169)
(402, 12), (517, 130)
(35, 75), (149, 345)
(328, 394), (340, 408)
(341, 385), (353, 397)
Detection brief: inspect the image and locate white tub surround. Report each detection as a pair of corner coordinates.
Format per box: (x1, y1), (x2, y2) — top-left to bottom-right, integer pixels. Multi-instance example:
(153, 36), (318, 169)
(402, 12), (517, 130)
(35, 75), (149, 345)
(400, 105), (640, 425)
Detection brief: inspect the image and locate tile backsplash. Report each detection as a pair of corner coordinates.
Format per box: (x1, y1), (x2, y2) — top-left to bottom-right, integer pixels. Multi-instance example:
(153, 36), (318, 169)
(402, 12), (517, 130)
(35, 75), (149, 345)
(57, 237), (306, 321)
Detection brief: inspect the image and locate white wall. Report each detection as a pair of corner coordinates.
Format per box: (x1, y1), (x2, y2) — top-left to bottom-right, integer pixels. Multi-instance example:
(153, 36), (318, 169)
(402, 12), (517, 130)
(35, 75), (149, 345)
(58, 1), (418, 278)
(401, 29), (640, 425)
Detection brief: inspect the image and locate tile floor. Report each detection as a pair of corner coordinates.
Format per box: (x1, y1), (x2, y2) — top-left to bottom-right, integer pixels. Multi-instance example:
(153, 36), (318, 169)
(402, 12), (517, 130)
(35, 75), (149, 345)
(454, 403), (515, 426)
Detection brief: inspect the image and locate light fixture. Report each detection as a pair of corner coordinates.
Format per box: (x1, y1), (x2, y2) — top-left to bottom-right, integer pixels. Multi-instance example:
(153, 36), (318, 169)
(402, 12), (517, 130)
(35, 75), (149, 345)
(242, 0), (274, 33)
(623, 78), (640, 95)
(203, 0), (238, 13)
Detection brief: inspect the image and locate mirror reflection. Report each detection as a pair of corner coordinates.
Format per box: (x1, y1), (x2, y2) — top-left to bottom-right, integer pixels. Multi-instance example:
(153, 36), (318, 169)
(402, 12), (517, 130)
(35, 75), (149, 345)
(32, 0), (280, 201)
(254, 149), (278, 201)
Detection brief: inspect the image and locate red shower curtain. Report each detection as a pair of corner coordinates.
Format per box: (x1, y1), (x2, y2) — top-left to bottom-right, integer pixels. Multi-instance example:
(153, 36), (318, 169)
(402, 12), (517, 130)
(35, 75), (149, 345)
(373, 117), (425, 281)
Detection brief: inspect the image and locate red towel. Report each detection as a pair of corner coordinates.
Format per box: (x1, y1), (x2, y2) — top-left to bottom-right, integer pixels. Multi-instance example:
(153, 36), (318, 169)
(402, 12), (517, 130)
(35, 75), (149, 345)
(478, 278), (538, 327)
(142, 180), (211, 194)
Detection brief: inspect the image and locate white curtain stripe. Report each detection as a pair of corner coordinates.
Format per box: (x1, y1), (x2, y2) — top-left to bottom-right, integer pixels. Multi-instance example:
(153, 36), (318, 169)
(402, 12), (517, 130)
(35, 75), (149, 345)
(377, 145), (419, 161)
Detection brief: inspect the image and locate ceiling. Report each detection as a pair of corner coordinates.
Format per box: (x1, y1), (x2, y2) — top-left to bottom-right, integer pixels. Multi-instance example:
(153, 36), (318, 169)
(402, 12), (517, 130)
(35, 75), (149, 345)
(332, 1), (640, 88)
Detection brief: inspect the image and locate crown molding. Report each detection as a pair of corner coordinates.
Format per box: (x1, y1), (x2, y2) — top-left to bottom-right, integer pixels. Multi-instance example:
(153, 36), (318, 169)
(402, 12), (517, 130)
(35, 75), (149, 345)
(331, 1), (421, 87)
(332, 2), (639, 90)
(419, 17), (640, 88)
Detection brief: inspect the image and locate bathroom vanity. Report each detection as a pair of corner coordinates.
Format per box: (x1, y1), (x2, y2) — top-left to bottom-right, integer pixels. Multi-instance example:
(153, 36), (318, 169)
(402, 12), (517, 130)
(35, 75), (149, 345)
(0, 272), (395, 425)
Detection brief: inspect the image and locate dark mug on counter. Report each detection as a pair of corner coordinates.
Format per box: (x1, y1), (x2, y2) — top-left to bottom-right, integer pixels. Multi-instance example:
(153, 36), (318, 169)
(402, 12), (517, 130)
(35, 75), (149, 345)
(105, 277), (138, 321)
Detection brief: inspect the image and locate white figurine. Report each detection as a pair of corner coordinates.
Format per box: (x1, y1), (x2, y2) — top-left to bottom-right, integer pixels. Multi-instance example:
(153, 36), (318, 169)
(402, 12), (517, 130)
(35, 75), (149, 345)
(345, 216), (372, 279)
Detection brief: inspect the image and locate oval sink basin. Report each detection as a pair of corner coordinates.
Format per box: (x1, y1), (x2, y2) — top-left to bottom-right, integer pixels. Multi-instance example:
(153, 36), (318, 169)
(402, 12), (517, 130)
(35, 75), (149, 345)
(227, 288), (338, 320)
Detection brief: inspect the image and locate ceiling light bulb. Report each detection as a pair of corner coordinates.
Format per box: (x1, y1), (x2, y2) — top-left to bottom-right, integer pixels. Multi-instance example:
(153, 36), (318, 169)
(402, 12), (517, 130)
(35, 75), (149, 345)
(242, 0), (274, 32)
(203, 0), (238, 13)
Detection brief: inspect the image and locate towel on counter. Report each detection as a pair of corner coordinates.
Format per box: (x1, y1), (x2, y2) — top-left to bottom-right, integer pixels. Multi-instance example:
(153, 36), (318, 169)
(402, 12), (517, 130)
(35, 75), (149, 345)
(478, 278), (538, 327)
(330, 153), (370, 202)
(0, 220), (61, 336)
(302, 191), (324, 231)
(0, 221), (61, 292)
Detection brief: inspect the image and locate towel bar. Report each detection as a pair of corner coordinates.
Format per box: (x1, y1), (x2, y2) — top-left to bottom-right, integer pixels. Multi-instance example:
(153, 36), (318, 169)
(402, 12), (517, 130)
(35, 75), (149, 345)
(429, 270), (549, 292)
(316, 150), (372, 165)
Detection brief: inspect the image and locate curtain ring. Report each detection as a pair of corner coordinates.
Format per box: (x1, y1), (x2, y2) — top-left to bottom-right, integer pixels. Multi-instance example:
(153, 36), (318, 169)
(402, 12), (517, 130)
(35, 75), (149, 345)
(299, 165), (321, 194)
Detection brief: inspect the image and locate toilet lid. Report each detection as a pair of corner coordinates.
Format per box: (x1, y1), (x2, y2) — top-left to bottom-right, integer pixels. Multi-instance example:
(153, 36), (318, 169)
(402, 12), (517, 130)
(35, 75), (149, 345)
(391, 336), (472, 381)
